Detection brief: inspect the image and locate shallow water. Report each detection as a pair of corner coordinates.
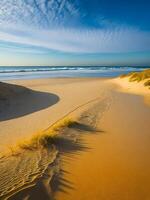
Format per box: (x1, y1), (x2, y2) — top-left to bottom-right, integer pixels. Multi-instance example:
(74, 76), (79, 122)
(0, 66), (148, 80)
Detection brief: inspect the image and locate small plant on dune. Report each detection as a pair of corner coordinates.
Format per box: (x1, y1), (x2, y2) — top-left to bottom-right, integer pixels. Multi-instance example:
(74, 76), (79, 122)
(144, 80), (150, 87)
(120, 69), (150, 89)
(52, 117), (75, 131)
(8, 117), (75, 154)
(8, 145), (21, 156)
(130, 70), (150, 82)
(129, 72), (141, 82)
(120, 69), (150, 81)
(18, 131), (57, 150)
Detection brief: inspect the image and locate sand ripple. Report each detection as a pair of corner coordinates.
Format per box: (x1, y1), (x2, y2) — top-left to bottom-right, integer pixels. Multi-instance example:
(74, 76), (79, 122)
(0, 146), (58, 199)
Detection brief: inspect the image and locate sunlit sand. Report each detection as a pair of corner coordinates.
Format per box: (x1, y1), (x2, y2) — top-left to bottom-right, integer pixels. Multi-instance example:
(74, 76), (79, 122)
(0, 77), (150, 199)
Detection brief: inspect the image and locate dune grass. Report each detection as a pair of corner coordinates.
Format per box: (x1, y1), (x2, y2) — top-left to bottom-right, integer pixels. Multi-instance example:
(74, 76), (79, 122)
(8, 117), (75, 155)
(144, 80), (150, 87)
(120, 69), (150, 88)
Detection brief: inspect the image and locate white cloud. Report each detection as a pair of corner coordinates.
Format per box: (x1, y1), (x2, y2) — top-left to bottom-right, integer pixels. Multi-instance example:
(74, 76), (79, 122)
(0, 0), (80, 28)
(0, 42), (47, 54)
(0, 0), (150, 54)
(0, 26), (150, 54)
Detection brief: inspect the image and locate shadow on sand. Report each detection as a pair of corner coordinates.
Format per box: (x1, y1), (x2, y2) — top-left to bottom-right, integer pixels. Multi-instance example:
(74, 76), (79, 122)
(68, 121), (103, 133)
(50, 136), (90, 196)
(0, 82), (59, 121)
(50, 122), (104, 199)
(7, 122), (104, 200)
(7, 133), (90, 200)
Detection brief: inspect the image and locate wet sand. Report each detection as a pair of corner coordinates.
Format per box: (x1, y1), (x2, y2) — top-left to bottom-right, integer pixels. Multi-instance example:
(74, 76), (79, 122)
(0, 78), (150, 199)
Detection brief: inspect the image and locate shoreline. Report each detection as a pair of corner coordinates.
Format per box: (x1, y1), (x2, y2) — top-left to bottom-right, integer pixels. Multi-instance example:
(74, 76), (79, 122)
(0, 66), (148, 82)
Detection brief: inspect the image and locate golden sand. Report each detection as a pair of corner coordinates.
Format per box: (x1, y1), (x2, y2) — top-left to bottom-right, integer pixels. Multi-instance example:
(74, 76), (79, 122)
(112, 77), (150, 106)
(0, 78), (150, 199)
(0, 78), (108, 153)
(54, 89), (150, 200)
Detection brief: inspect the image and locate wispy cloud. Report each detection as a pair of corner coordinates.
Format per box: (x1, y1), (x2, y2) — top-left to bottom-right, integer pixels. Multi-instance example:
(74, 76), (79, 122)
(0, 40), (47, 54)
(0, 0), (80, 28)
(0, 26), (150, 54)
(0, 0), (150, 54)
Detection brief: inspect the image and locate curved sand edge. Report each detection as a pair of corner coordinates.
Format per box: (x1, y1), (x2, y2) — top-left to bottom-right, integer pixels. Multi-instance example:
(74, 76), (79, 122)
(0, 78), (111, 199)
(0, 78), (108, 153)
(54, 84), (150, 200)
(1, 78), (150, 199)
(110, 77), (150, 106)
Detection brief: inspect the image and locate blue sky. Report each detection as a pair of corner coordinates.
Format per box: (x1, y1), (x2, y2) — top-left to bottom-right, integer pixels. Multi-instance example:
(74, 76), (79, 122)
(0, 0), (150, 66)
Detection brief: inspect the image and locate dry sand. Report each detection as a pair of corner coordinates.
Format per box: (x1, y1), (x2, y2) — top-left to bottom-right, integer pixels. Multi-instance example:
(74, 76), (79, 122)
(54, 90), (150, 200)
(112, 77), (150, 105)
(0, 78), (150, 200)
(0, 78), (108, 153)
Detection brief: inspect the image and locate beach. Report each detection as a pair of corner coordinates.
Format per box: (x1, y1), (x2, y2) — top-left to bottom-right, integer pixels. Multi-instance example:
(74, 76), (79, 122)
(0, 77), (150, 199)
(0, 78), (109, 152)
(0, 0), (150, 199)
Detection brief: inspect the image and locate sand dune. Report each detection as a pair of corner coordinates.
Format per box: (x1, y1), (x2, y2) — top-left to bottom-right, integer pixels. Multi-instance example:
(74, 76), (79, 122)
(0, 82), (59, 121)
(0, 78), (109, 153)
(54, 83), (150, 200)
(0, 78), (150, 200)
(112, 71), (150, 105)
(113, 77), (150, 98)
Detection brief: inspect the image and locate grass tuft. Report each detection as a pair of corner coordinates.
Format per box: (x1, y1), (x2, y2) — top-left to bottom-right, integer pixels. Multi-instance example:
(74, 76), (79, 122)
(120, 69), (150, 88)
(8, 117), (75, 155)
(144, 80), (150, 87)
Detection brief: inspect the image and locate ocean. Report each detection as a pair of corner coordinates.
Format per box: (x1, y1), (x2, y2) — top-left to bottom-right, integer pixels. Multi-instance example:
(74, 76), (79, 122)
(0, 66), (149, 81)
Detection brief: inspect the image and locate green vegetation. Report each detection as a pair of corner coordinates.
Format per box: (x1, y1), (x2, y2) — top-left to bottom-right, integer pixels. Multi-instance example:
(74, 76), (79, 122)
(120, 69), (150, 88)
(8, 117), (76, 155)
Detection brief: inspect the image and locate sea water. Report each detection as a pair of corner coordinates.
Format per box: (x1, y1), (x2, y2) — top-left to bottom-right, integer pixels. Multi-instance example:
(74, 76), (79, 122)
(0, 66), (149, 81)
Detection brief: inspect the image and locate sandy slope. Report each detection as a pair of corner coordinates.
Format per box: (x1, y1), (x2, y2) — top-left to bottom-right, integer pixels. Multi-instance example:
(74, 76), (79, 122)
(0, 78), (150, 200)
(54, 86), (150, 200)
(112, 77), (150, 105)
(0, 78), (108, 153)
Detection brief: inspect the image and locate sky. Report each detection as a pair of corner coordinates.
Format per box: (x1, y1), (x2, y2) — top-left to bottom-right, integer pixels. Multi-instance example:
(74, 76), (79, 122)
(0, 0), (150, 66)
